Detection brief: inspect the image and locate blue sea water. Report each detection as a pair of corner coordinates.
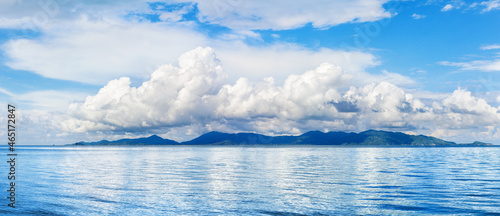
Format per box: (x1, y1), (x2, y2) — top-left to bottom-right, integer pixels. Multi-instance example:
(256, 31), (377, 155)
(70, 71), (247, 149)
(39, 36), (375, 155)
(1, 146), (500, 215)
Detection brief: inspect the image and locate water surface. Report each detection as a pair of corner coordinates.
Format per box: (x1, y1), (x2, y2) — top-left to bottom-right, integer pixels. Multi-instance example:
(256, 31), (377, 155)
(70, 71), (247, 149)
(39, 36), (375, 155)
(1, 146), (499, 215)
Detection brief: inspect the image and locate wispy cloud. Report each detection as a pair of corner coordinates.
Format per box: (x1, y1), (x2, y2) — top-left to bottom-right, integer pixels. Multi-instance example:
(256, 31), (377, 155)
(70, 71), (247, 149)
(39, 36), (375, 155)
(440, 44), (500, 71)
(439, 60), (500, 71)
(481, 44), (500, 50)
(411, 13), (426, 19)
(441, 0), (500, 12)
(2, 18), (208, 85)
(0, 87), (14, 97)
(441, 4), (455, 11)
(0, 0), (394, 31)
(480, 0), (500, 12)
(176, 0), (393, 30)
(157, 3), (193, 22)
(2, 15), (385, 86)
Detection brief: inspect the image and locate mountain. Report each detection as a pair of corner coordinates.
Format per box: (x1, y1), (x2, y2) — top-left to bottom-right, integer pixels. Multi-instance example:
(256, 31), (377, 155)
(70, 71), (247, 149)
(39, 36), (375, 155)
(180, 130), (469, 146)
(72, 135), (178, 146)
(68, 130), (494, 146)
(181, 131), (290, 145)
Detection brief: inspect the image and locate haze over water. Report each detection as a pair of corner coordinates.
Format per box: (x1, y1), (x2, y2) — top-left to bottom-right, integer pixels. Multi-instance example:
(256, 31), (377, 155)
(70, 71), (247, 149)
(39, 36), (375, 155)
(2, 146), (500, 215)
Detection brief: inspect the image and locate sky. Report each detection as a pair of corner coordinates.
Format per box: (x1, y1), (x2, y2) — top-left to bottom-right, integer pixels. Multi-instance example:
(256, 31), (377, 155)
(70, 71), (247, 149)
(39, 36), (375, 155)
(0, 0), (499, 145)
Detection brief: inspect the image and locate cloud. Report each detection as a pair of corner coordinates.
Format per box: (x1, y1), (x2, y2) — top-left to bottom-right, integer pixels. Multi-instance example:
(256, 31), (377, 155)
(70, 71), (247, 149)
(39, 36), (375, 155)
(443, 88), (498, 116)
(0, 0), (393, 31)
(0, 0), (401, 88)
(175, 0), (393, 30)
(439, 60), (500, 71)
(441, 4), (455, 11)
(0, 17), (32, 28)
(2, 17), (208, 85)
(2, 1), (500, 144)
(429, 0), (499, 13)
(59, 47), (500, 143)
(480, 0), (500, 12)
(212, 63), (350, 121)
(2, 15), (392, 87)
(0, 88), (89, 111)
(17, 90), (89, 111)
(60, 47), (371, 133)
(213, 42), (388, 85)
(158, 4), (193, 22)
(64, 47), (225, 131)
(0, 87), (14, 97)
(0, 0), (155, 30)
(440, 44), (500, 72)
(441, 88), (500, 129)
(441, 0), (467, 11)
(411, 13), (426, 19)
(481, 44), (500, 50)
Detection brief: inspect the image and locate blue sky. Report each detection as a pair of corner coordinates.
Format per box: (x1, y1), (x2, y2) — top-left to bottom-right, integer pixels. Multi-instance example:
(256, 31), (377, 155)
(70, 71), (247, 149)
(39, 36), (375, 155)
(0, 0), (499, 144)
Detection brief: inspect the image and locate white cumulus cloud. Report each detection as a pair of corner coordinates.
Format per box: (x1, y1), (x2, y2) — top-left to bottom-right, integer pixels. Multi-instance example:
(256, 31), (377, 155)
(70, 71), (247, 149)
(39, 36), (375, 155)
(65, 47), (225, 131)
(58, 47), (500, 143)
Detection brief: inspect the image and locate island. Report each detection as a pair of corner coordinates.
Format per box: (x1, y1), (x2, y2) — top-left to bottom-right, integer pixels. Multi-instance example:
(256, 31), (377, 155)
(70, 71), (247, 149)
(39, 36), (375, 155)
(68, 130), (494, 146)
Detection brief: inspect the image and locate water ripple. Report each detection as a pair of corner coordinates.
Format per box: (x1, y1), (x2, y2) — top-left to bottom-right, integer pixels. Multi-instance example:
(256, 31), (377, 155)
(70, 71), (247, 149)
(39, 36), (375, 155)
(1, 146), (499, 215)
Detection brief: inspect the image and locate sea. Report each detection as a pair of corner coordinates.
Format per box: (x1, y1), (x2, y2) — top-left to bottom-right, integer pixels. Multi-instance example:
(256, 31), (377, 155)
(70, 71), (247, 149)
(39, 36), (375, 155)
(1, 146), (499, 215)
